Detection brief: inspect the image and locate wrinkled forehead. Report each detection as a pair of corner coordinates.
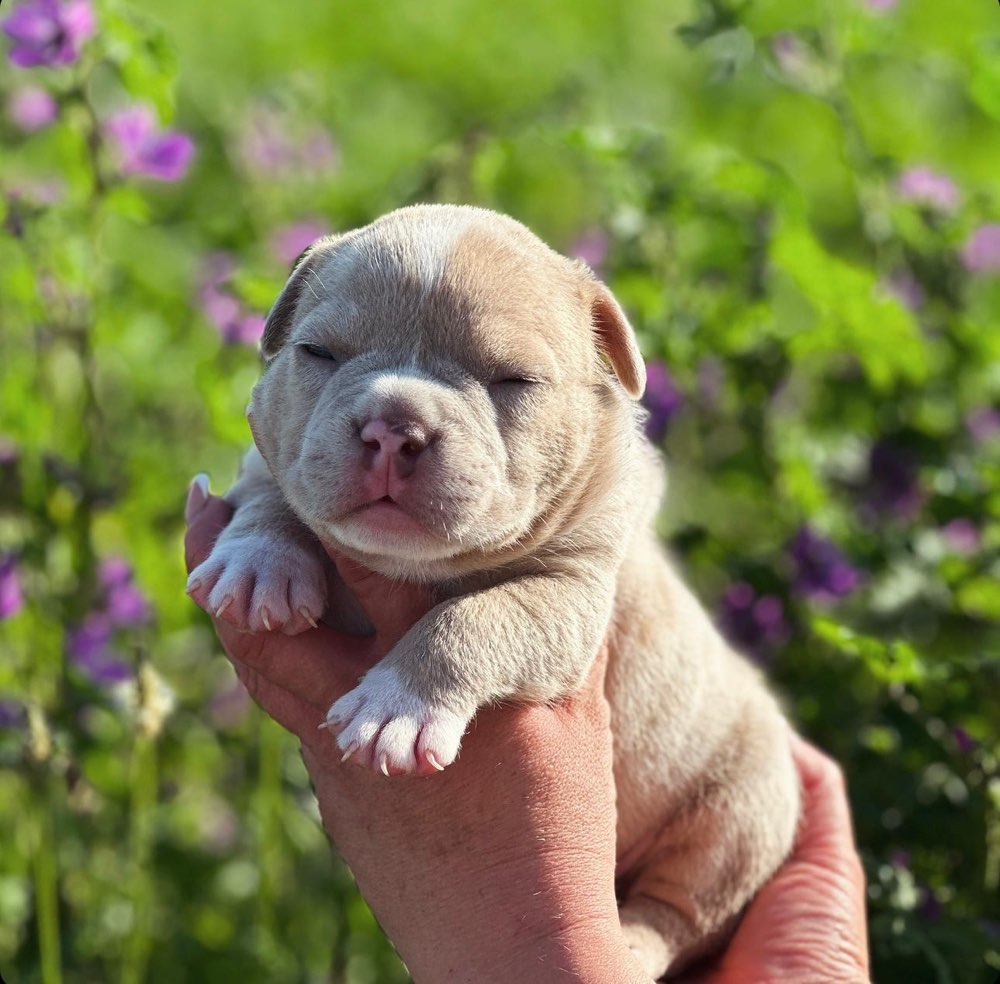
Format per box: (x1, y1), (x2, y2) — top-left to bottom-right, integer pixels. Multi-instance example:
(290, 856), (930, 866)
(295, 221), (592, 375)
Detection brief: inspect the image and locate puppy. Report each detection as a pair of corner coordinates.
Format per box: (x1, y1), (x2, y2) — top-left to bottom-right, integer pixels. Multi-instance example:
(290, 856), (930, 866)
(187, 204), (800, 979)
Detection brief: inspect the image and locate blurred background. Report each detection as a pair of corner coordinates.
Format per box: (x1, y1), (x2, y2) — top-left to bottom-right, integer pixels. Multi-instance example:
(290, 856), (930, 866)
(1, 0), (998, 980)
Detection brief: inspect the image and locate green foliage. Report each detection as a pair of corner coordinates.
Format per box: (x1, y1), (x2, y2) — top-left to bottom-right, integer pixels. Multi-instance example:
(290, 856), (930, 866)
(1, 0), (998, 981)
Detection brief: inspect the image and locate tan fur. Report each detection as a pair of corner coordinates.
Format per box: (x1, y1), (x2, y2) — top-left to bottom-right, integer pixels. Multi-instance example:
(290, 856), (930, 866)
(188, 204), (799, 979)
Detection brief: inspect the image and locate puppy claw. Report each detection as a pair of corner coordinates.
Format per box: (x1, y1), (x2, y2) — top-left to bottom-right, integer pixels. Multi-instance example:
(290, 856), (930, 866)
(317, 719), (335, 731)
(215, 597), (233, 619)
(340, 741), (359, 763)
(187, 578), (202, 595)
(261, 607), (271, 631)
(330, 666), (471, 776)
(299, 608), (319, 629)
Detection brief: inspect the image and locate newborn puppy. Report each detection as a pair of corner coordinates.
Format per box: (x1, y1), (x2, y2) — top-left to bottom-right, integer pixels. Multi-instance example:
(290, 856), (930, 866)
(188, 204), (799, 979)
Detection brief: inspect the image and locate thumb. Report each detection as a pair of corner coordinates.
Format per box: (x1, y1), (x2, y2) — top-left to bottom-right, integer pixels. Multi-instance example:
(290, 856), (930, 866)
(323, 547), (435, 649)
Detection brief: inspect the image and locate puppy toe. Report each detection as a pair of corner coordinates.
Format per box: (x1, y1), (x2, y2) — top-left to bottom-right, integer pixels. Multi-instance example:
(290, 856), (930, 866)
(286, 577), (327, 634)
(415, 710), (466, 774)
(322, 666), (471, 776)
(206, 569), (255, 629)
(186, 558), (224, 610)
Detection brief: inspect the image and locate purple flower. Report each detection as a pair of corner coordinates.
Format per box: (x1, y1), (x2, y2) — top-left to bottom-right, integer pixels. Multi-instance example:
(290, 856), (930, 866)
(789, 527), (860, 603)
(235, 106), (338, 180)
(719, 582), (790, 662)
(897, 166), (959, 213)
(643, 360), (683, 441)
(940, 519), (980, 555)
(269, 219), (330, 266)
(0, 555), (23, 620)
(961, 224), (1000, 275)
(220, 314), (265, 346)
(864, 440), (922, 518)
(67, 613), (132, 686)
(966, 406), (1000, 441)
(7, 85), (57, 131)
(104, 106), (194, 182)
(0, 699), (24, 729)
(98, 557), (151, 626)
(569, 227), (610, 272)
(952, 726), (977, 754)
(880, 270), (925, 312)
(197, 253), (266, 347)
(2, 0), (94, 68)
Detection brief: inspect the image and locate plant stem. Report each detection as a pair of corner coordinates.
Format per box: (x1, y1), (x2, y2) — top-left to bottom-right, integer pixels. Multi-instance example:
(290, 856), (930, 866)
(32, 771), (63, 984)
(122, 730), (157, 984)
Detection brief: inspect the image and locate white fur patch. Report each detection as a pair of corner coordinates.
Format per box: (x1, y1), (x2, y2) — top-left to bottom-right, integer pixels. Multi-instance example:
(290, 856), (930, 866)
(325, 664), (470, 775)
(187, 532), (327, 636)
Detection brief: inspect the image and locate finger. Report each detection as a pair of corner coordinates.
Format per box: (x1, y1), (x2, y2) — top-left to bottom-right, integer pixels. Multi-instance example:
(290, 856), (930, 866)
(788, 732), (865, 874)
(789, 733), (854, 834)
(321, 546), (435, 647)
(184, 491), (234, 572)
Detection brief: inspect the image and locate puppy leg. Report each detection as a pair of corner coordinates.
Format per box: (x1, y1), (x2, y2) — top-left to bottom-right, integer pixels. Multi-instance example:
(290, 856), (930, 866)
(325, 565), (617, 775)
(187, 447), (329, 635)
(618, 711), (799, 980)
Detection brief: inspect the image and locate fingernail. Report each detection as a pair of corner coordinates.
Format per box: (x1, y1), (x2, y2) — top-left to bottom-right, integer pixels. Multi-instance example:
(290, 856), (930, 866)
(185, 474), (211, 523)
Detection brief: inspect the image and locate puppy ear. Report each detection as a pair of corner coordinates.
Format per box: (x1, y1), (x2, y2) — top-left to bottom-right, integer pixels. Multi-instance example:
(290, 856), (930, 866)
(260, 236), (339, 360)
(590, 282), (646, 399)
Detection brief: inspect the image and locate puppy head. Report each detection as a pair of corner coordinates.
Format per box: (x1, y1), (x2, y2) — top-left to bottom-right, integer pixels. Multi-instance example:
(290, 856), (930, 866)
(248, 204), (645, 578)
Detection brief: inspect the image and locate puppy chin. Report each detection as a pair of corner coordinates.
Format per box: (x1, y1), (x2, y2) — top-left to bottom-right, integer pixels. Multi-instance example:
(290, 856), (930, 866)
(323, 516), (468, 565)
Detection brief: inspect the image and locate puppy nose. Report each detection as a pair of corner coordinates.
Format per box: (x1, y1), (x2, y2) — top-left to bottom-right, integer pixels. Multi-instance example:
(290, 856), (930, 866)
(359, 418), (432, 473)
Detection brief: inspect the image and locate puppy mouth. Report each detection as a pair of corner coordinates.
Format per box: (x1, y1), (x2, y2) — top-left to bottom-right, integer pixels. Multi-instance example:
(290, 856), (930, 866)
(348, 494), (430, 536)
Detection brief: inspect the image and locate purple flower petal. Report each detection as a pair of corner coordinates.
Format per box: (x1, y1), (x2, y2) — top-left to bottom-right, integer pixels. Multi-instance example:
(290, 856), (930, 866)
(897, 166), (960, 213)
(966, 407), (1000, 441)
(952, 726), (977, 754)
(2, 0), (94, 68)
(879, 270), (925, 312)
(222, 313), (265, 346)
(7, 85), (57, 131)
(269, 219), (331, 266)
(0, 699), (25, 729)
(133, 132), (195, 181)
(719, 582), (790, 663)
(643, 360), (684, 441)
(104, 106), (194, 182)
(0, 555), (23, 620)
(961, 224), (1000, 275)
(235, 106), (338, 179)
(98, 556), (132, 588)
(67, 613), (132, 686)
(789, 527), (860, 603)
(940, 519), (980, 555)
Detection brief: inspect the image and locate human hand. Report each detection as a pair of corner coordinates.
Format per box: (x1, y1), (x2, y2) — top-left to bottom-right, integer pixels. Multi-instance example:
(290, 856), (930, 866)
(183, 479), (651, 984)
(680, 733), (870, 983)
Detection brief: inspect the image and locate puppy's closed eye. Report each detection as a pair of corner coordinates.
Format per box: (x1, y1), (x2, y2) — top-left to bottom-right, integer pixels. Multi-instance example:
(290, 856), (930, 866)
(298, 342), (338, 361)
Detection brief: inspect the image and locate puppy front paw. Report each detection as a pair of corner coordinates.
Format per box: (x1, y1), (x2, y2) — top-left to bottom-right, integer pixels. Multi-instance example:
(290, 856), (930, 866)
(187, 533), (327, 635)
(324, 665), (473, 776)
